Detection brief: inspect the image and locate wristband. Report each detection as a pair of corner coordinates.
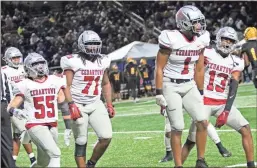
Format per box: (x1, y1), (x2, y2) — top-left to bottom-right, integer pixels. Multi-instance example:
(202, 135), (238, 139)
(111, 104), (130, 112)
(199, 90), (203, 95)
(156, 89), (163, 95)
(8, 107), (15, 116)
(68, 101), (74, 105)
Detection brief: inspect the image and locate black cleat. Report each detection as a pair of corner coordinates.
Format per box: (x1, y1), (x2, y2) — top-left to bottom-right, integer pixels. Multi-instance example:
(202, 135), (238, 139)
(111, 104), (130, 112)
(159, 151), (173, 163)
(219, 147), (232, 158)
(195, 158), (208, 168)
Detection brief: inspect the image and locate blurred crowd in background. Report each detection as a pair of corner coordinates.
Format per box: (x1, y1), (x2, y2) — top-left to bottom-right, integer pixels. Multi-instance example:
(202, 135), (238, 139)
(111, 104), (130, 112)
(1, 1), (256, 99)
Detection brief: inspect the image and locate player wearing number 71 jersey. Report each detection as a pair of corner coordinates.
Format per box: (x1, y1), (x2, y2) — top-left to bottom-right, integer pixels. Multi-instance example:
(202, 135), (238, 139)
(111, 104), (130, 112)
(182, 27), (255, 168)
(7, 53), (65, 167)
(60, 30), (115, 168)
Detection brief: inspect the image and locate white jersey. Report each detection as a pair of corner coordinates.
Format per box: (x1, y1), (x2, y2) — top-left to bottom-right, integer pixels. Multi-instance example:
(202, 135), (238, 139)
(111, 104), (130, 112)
(60, 54), (111, 104)
(158, 30), (210, 79)
(1, 65), (26, 99)
(203, 48), (244, 103)
(13, 75), (65, 125)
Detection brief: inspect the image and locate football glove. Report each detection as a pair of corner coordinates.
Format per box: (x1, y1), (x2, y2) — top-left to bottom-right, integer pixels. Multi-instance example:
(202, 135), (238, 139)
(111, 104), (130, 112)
(68, 101), (82, 121)
(107, 103), (115, 118)
(215, 110), (229, 128)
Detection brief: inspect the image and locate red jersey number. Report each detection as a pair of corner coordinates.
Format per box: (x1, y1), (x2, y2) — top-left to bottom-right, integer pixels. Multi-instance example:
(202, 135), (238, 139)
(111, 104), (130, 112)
(34, 96), (55, 119)
(81, 76), (100, 95)
(181, 57), (191, 74)
(207, 70), (228, 93)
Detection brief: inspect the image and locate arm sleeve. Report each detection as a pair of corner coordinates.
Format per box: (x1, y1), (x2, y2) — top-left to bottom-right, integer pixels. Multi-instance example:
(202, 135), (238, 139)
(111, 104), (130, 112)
(224, 78), (238, 112)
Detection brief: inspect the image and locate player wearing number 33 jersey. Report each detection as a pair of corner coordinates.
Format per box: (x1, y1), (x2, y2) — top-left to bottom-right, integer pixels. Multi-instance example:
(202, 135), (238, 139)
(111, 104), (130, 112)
(8, 53), (65, 167)
(60, 30), (115, 168)
(182, 27), (255, 168)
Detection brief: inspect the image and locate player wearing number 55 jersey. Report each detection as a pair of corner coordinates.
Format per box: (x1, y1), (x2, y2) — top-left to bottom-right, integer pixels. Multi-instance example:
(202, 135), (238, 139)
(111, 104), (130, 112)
(155, 5), (209, 167)
(182, 27), (255, 168)
(7, 53), (65, 167)
(61, 30), (115, 168)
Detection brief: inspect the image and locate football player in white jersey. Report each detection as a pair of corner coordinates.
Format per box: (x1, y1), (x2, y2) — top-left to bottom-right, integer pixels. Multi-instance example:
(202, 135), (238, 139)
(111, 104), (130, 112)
(159, 31), (231, 163)
(2, 47), (36, 166)
(155, 5), (209, 167)
(61, 30), (115, 167)
(7, 53), (65, 167)
(181, 27), (255, 168)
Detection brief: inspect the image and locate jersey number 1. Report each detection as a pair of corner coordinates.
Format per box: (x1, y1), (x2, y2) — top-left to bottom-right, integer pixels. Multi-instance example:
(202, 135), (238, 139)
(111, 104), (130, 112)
(81, 76), (100, 95)
(181, 57), (191, 74)
(33, 96), (55, 119)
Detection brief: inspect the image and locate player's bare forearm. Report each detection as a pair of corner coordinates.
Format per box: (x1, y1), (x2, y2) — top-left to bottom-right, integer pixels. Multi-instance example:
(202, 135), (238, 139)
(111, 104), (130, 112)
(63, 70), (74, 103)
(64, 86), (73, 103)
(224, 71), (240, 112)
(57, 89), (66, 103)
(155, 48), (170, 90)
(195, 53), (204, 90)
(7, 96), (24, 111)
(102, 70), (112, 104)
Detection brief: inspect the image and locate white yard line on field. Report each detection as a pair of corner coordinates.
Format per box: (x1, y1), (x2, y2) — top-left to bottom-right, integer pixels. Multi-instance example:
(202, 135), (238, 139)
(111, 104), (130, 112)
(58, 128), (257, 135)
(226, 162), (257, 167)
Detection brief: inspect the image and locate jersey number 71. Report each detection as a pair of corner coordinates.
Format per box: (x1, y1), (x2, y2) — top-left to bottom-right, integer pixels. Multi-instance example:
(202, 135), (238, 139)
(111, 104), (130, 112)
(81, 76), (100, 95)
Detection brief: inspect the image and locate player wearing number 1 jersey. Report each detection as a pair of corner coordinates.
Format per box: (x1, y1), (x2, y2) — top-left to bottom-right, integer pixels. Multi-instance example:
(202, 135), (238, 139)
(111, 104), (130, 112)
(7, 53), (64, 167)
(182, 27), (255, 168)
(155, 6), (209, 167)
(61, 30), (115, 168)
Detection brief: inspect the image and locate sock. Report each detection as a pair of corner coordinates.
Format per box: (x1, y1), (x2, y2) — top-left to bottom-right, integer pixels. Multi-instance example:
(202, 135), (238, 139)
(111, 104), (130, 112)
(13, 155), (17, 161)
(64, 119), (71, 129)
(29, 153), (36, 163)
(247, 161), (255, 167)
(87, 160), (96, 166)
(166, 150), (171, 155)
(165, 135), (171, 152)
(207, 123), (221, 144)
(216, 142), (225, 151)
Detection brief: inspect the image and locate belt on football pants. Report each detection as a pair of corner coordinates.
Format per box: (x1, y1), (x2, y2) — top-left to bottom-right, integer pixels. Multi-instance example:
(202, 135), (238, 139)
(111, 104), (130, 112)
(169, 78), (192, 84)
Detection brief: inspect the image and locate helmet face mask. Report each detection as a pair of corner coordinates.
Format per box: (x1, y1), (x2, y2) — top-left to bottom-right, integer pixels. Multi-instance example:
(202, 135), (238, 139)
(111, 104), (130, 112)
(176, 5), (206, 35)
(216, 27), (238, 56)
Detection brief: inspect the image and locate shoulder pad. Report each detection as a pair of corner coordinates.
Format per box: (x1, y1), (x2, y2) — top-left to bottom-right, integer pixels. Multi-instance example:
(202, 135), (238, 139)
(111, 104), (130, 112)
(60, 54), (79, 72)
(158, 30), (178, 49)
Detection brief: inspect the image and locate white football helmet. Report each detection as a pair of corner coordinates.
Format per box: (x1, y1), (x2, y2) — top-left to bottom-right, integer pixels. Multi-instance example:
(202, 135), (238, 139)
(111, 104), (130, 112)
(24, 52), (49, 79)
(216, 27), (238, 55)
(175, 5), (206, 35)
(78, 30), (102, 57)
(3, 47), (23, 68)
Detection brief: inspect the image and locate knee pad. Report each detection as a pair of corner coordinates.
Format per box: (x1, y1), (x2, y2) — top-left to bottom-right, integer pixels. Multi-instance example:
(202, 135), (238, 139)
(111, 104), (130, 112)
(75, 136), (87, 145)
(13, 133), (21, 140)
(185, 138), (196, 146)
(75, 143), (87, 157)
(58, 102), (69, 116)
